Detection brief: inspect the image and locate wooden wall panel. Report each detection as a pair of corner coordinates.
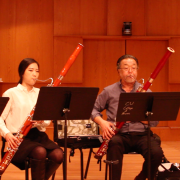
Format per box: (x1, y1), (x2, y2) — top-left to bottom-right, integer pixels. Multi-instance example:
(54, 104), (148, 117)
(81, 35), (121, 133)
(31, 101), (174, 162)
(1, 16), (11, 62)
(169, 84), (180, 92)
(0, 0), (54, 82)
(152, 127), (180, 141)
(0, 1), (16, 82)
(126, 40), (169, 92)
(126, 40), (169, 127)
(54, 0), (81, 36)
(1, 0), (180, 140)
(80, 0), (107, 35)
(54, 37), (83, 83)
(146, 0), (180, 36)
(107, 0), (146, 36)
(54, 0), (107, 36)
(168, 109), (180, 128)
(168, 84), (180, 127)
(169, 38), (180, 83)
(15, 0), (54, 81)
(83, 40), (125, 92)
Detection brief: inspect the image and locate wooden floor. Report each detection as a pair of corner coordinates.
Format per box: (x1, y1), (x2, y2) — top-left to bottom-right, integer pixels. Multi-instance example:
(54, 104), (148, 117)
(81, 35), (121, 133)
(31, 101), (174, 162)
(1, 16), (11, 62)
(1, 141), (180, 180)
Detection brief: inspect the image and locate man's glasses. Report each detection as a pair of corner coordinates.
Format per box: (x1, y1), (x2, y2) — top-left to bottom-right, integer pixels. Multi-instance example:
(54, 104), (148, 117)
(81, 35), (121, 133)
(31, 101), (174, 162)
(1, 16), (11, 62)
(119, 67), (138, 72)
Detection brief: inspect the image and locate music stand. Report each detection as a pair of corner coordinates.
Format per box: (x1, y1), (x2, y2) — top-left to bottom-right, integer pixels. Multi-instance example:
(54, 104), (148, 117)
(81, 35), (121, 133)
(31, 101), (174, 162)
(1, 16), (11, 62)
(116, 92), (180, 180)
(32, 87), (99, 180)
(0, 97), (9, 115)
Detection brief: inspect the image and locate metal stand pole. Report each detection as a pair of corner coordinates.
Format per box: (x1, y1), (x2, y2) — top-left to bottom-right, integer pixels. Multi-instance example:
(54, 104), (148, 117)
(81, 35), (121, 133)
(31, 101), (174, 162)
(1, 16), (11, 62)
(63, 108), (70, 180)
(146, 111), (153, 180)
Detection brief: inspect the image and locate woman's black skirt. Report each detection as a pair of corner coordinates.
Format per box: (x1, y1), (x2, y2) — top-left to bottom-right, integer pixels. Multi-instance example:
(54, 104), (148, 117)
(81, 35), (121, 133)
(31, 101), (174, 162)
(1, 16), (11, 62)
(12, 127), (60, 164)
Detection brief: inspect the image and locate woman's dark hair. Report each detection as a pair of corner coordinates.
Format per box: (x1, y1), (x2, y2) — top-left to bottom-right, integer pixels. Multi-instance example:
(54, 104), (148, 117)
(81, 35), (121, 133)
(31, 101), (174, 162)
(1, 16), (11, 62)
(18, 58), (39, 84)
(116, 54), (139, 69)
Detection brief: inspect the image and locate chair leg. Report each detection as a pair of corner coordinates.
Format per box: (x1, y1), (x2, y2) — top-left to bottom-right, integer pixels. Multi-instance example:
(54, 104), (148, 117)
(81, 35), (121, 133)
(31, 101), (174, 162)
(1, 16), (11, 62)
(84, 148), (93, 179)
(51, 172), (56, 180)
(62, 161), (65, 180)
(62, 148), (84, 180)
(25, 158), (29, 180)
(79, 148), (84, 180)
(105, 163), (108, 180)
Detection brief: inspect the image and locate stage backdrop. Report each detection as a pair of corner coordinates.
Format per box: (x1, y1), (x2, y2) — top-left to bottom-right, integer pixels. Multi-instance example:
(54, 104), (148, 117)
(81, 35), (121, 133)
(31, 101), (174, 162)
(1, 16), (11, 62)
(1, 0), (180, 140)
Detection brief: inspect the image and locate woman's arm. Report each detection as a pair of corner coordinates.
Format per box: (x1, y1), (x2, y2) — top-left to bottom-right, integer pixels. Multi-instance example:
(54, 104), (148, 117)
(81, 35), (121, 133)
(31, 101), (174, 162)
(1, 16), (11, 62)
(0, 92), (20, 148)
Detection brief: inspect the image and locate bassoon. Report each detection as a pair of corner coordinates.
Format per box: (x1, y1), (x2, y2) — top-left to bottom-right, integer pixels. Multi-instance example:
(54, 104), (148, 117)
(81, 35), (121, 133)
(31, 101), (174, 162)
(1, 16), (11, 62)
(94, 47), (175, 160)
(0, 43), (84, 176)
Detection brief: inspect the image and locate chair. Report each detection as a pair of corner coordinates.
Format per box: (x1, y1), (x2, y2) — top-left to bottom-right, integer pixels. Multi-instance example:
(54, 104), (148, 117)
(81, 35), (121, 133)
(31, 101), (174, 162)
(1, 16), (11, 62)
(53, 119), (102, 180)
(1, 137), (56, 180)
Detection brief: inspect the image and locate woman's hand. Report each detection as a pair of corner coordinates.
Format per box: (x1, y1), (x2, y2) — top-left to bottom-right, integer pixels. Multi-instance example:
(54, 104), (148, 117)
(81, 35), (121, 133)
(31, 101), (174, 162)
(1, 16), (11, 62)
(99, 120), (115, 140)
(5, 132), (20, 149)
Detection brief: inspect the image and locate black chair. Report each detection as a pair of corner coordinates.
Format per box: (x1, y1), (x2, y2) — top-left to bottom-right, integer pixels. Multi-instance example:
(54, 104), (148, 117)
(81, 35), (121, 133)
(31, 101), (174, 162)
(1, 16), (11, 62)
(1, 137), (56, 180)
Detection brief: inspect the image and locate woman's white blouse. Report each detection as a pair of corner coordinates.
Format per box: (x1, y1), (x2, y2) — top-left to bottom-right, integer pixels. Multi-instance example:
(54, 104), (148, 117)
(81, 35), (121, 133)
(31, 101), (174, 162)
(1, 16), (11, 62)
(0, 84), (50, 138)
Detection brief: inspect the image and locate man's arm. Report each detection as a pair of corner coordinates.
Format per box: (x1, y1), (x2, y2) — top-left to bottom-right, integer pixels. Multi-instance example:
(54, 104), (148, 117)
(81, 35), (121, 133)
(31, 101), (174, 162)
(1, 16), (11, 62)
(91, 89), (115, 139)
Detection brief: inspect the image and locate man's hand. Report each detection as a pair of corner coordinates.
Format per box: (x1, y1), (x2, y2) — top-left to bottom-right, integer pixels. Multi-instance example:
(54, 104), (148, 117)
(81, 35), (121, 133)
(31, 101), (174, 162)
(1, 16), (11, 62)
(5, 132), (20, 149)
(94, 116), (116, 140)
(99, 120), (115, 140)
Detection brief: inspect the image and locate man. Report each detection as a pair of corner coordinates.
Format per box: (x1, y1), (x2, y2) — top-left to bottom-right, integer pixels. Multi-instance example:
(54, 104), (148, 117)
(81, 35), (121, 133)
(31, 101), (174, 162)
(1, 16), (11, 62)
(91, 55), (163, 180)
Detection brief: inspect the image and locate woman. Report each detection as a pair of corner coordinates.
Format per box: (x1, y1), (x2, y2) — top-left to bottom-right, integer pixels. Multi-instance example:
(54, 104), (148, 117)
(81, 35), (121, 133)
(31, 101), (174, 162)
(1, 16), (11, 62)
(0, 58), (64, 180)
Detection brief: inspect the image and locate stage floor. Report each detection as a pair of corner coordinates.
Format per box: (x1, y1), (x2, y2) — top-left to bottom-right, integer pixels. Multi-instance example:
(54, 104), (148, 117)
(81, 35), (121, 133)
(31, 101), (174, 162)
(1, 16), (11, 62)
(1, 141), (180, 180)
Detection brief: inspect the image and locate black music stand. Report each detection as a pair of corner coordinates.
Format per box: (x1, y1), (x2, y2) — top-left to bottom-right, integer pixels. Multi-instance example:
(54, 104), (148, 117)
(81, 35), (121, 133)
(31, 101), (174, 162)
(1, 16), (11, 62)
(32, 87), (99, 180)
(0, 97), (9, 115)
(116, 92), (180, 180)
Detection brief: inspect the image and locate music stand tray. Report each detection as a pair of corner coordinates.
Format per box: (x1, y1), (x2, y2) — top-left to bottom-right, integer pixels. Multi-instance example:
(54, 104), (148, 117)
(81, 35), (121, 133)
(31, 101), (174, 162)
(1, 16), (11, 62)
(116, 92), (180, 180)
(0, 97), (9, 116)
(32, 86), (99, 180)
